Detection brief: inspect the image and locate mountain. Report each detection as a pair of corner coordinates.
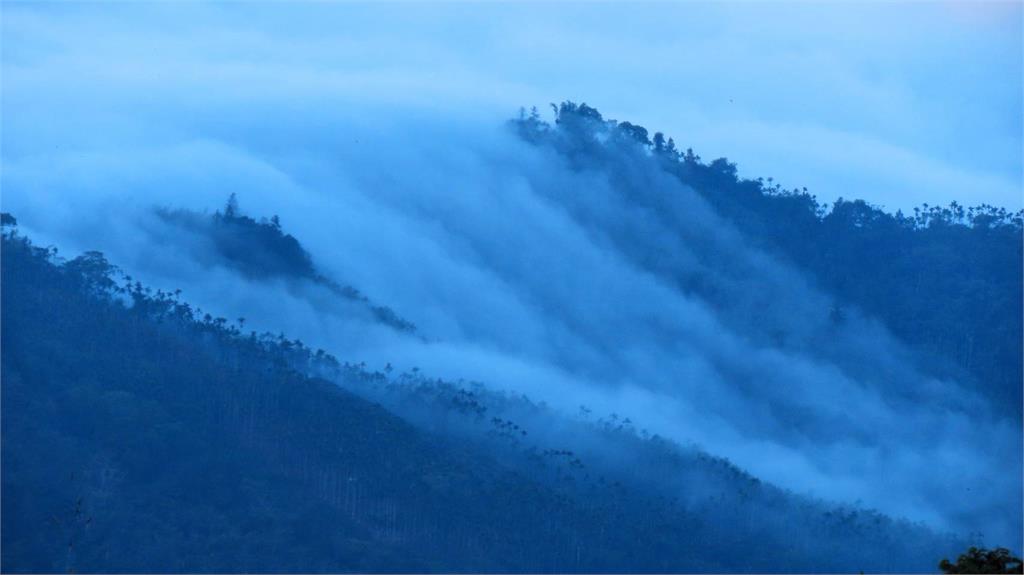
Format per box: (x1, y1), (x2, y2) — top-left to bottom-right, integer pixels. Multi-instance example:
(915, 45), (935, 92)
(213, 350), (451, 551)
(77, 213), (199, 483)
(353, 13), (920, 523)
(1, 216), (965, 573)
(516, 102), (1022, 417)
(2, 102), (1020, 572)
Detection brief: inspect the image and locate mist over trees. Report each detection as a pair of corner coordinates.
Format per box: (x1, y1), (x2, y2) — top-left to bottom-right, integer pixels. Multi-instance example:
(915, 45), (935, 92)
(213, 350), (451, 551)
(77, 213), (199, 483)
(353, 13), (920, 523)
(154, 196), (417, 333)
(504, 106), (1020, 539)
(1, 103), (1021, 572)
(0, 216), (967, 573)
(515, 102), (1022, 416)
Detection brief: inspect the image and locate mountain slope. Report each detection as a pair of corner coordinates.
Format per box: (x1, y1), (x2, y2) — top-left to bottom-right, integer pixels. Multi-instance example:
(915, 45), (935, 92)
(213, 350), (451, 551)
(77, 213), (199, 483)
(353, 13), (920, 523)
(515, 102), (1022, 415)
(1, 222), (962, 572)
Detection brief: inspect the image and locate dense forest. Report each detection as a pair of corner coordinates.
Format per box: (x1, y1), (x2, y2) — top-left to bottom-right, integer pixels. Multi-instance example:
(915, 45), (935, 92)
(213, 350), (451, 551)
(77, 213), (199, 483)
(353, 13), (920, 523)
(2, 102), (1020, 572)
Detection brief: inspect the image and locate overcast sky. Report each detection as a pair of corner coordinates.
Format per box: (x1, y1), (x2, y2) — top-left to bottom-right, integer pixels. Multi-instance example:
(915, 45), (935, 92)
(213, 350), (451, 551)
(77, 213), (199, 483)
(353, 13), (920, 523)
(2, 1), (1021, 211)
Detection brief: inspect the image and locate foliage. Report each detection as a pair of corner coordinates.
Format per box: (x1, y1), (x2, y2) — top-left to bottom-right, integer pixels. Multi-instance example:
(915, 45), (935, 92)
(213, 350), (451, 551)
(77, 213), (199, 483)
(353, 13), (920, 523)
(939, 547), (1023, 574)
(156, 198), (416, 332)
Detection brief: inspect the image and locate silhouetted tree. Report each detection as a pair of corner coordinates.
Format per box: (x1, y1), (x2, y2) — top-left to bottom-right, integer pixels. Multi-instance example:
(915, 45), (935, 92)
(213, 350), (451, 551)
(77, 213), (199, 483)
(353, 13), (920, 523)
(939, 547), (1023, 574)
(617, 121), (650, 145)
(225, 192), (239, 218)
(652, 132), (666, 153)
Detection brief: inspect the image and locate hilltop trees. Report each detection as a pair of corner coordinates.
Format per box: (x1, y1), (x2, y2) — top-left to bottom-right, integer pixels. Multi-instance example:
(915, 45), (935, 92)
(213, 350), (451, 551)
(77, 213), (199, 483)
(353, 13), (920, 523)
(512, 102), (1023, 417)
(155, 197), (417, 333)
(939, 547), (1023, 574)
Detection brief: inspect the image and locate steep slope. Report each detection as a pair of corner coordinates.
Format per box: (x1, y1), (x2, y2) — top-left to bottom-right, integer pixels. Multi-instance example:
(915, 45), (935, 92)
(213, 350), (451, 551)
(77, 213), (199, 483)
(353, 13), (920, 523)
(516, 102), (1022, 416)
(0, 224), (679, 572)
(1, 222), (962, 572)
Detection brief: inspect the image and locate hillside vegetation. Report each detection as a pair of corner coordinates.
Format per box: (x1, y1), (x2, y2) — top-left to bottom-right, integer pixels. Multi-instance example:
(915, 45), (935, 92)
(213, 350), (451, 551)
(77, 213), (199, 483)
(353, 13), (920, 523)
(2, 103), (1020, 572)
(1, 219), (961, 572)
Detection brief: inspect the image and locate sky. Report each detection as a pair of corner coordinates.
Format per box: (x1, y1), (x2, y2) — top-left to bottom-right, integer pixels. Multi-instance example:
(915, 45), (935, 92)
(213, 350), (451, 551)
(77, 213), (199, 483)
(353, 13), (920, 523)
(3, 1), (1021, 211)
(2, 0), (1022, 551)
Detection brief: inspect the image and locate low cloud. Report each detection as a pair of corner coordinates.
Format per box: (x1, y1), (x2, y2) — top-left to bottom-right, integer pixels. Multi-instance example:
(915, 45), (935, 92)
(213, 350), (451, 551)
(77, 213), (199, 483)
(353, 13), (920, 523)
(2, 1), (1020, 549)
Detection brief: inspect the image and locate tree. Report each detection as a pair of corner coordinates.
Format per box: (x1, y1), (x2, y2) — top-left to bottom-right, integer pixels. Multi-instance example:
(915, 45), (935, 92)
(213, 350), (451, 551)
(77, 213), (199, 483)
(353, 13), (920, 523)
(65, 251), (118, 294)
(664, 137), (678, 158)
(225, 193), (240, 218)
(708, 157), (738, 179)
(617, 121), (650, 146)
(939, 547), (1023, 574)
(652, 132), (666, 153)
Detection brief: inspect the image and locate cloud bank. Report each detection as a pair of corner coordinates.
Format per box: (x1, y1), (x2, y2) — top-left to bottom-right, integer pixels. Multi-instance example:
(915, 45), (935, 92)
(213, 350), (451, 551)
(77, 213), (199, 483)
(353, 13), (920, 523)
(5, 1), (1019, 209)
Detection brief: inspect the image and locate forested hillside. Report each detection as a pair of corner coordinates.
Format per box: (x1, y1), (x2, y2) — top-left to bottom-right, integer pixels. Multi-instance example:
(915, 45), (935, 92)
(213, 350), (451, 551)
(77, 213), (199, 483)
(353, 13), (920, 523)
(1, 217), (965, 572)
(2, 103), (1020, 573)
(4, 0), (1022, 571)
(516, 102), (1023, 415)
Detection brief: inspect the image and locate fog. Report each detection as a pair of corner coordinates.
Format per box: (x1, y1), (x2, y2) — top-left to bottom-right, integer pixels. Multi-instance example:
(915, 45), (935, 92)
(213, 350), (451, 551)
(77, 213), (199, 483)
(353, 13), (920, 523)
(3, 1), (1020, 552)
(3, 2), (1020, 210)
